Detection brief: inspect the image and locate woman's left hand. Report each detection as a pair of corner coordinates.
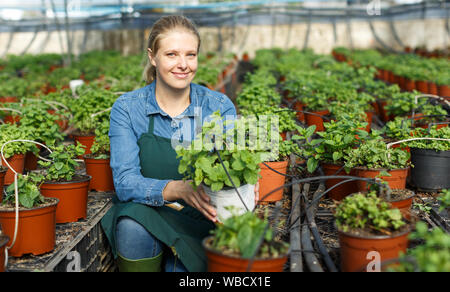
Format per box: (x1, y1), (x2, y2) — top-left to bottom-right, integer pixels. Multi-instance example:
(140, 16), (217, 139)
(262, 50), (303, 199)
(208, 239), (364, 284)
(254, 181), (260, 205)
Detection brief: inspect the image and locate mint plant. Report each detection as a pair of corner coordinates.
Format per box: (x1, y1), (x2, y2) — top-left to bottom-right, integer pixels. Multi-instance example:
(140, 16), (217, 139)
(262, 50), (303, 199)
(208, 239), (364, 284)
(437, 189), (450, 212)
(335, 192), (406, 234)
(0, 123), (38, 159)
(408, 126), (450, 151)
(38, 143), (86, 182)
(208, 207), (289, 259)
(3, 173), (45, 208)
(176, 112), (263, 192)
(389, 222), (450, 272)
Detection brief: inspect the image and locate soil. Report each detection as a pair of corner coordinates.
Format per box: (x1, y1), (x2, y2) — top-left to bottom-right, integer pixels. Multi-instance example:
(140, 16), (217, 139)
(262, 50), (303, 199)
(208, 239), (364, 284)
(43, 174), (91, 184)
(0, 166), (7, 173)
(0, 197), (59, 212)
(382, 189), (415, 202)
(338, 221), (413, 238)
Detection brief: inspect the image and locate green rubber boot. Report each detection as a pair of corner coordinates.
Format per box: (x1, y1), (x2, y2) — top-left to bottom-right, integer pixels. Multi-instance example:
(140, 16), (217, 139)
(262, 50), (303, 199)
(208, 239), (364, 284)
(117, 252), (163, 272)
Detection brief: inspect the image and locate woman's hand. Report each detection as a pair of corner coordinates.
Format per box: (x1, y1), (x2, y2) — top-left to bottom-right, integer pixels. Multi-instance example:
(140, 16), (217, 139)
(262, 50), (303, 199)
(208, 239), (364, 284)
(254, 181), (260, 205)
(163, 180), (217, 222)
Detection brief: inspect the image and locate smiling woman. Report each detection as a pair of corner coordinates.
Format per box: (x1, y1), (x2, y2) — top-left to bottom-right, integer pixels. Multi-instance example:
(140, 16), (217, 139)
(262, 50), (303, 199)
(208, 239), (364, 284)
(100, 15), (237, 273)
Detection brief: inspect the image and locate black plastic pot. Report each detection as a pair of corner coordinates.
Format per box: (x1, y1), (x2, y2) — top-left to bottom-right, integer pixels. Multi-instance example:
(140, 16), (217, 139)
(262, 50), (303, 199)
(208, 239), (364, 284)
(410, 148), (450, 191)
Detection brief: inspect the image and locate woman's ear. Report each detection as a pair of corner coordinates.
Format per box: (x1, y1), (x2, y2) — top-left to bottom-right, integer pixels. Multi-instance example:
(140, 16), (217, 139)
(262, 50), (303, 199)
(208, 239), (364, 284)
(148, 48), (156, 67)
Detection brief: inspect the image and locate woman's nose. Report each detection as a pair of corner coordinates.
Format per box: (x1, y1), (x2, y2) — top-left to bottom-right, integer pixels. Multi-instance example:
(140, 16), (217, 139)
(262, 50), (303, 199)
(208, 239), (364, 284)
(177, 56), (187, 69)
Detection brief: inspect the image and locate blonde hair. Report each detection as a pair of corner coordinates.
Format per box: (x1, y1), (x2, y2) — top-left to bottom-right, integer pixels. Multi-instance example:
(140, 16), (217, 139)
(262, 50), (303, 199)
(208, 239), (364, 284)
(144, 15), (201, 84)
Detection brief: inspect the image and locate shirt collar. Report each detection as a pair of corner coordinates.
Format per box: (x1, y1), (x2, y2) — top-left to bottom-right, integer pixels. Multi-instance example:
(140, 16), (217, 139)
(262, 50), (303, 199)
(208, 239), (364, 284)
(146, 81), (198, 118)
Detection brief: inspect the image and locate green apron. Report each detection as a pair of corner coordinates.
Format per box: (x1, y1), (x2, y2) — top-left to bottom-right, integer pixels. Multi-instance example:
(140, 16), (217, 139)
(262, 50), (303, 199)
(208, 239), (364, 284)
(101, 115), (215, 272)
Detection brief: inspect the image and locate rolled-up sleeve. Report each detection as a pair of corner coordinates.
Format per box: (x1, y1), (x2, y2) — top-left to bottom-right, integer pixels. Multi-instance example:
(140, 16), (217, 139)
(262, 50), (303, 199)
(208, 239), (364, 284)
(109, 98), (169, 206)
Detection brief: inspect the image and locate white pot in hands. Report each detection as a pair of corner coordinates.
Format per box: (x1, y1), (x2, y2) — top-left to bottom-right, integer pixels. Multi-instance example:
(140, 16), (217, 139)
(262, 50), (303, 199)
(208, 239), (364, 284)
(202, 183), (256, 222)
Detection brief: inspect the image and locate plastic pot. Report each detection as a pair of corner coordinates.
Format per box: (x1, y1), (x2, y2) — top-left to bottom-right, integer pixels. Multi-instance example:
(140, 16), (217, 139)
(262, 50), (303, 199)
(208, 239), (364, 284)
(321, 163), (359, 201)
(3, 115), (21, 124)
(410, 148), (450, 191)
(355, 167), (409, 191)
(202, 184), (255, 221)
(415, 81), (429, 94)
(84, 156), (114, 192)
(338, 226), (410, 272)
(0, 168), (6, 203)
(427, 82), (438, 95)
(0, 198), (58, 257)
(438, 85), (450, 97)
(294, 101), (305, 122)
(72, 134), (96, 158)
(404, 79), (416, 91)
(1, 154), (25, 186)
(0, 97), (18, 103)
(386, 189), (415, 220)
(0, 233), (9, 272)
(304, 110), (329, 132)
(258, 160), (289, 204)
(202, 237), (287, 272)
(365, 111), (374, 132)
(47, 109), (68, 132)
(40, 175), (91, 223)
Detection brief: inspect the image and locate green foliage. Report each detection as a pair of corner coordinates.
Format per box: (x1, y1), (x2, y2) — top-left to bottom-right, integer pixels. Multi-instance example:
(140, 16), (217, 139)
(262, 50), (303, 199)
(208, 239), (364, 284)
(383, 117), (413, 140)
(437, 189), (450, 212)
(390, 222), (450, 272)
(38, 143), (85, 182)
(16, 103), (65, 145)
(176, 112), (263, 192)
(344, 138), (411, 170)
(408, 126), (450, 151)
(209, 207), (289, 259)
(3, 173), (45, 208)
(294, 119), (369, 173)
(335, 192), (406, 234)
(0, 123), (38, 158)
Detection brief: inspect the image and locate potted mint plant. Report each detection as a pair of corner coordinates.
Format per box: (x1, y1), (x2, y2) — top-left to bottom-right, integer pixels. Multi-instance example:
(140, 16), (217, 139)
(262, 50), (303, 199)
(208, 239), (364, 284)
(0, 173), (58, 257)
(38, 143), (91, 223)
(176, 112), (263, 221)
(335, 192), (412, 272)
(202, 207), (289, 272)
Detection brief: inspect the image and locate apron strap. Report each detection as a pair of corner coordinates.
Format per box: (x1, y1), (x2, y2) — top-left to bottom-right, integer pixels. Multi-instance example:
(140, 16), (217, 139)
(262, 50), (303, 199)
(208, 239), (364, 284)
(148, 114), (155, 134)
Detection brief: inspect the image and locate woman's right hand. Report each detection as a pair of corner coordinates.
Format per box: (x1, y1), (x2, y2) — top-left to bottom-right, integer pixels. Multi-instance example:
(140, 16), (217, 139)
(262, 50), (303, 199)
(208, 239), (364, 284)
(163, 180), (217, 222)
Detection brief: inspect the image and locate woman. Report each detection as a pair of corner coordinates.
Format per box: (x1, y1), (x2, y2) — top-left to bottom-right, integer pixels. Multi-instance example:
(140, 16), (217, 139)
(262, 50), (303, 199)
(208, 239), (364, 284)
(101, 15), (238, 272)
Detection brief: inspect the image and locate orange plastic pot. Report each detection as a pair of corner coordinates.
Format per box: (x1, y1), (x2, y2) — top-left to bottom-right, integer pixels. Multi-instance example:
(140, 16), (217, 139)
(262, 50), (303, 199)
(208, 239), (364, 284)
(72, 134), (96, 158)
(438, 85), (450, 97)
(427, 82), (438, 95)
(0, 198), (58, 257)
(3, 115), (21, 124)
(338, 226), (410, 272)
(404, 79), (416, 91)
(24, 145), (41, 172)
(388, 190), (415, 220)
(322, 163), (359, 201)
(377, 100), (389, 123)
(294, 101), (305, 122)
(1, 154), (25, 186)
(0, 97), (18, 103)
(355, 167), (409, 192)
(415, 81), (429, 94)
(47, 109), (68, 131)
(258, 160), (289, 204)
(397, 76), (405, 90)
(0, 168), (6, 203)
(84, 156), (114, 192)
(203, 237), (287, 272)
(40, 176), (91, 223)
(388, 71), (395, 84)
(0, 234), (9, 272)
(365, 111), (374, 132)
(381, 69), (389, 82)
(305, 110), (329, 132)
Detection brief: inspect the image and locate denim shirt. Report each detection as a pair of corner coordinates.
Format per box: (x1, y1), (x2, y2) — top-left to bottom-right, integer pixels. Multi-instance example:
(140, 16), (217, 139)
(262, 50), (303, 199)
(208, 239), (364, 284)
(109, 81), (237, 206)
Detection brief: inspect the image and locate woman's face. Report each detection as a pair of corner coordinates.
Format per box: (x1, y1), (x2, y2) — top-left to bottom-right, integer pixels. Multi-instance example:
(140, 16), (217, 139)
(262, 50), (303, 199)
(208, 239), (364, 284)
(149, 30), (199, 91)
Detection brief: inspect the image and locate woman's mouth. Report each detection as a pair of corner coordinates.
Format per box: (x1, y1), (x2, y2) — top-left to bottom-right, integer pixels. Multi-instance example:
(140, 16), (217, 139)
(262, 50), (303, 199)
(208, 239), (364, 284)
(172, 72), (190, 79)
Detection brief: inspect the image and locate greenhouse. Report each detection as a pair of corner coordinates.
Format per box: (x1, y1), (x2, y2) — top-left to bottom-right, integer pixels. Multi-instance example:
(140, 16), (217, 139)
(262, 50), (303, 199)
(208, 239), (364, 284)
(0, 0), (449, 275)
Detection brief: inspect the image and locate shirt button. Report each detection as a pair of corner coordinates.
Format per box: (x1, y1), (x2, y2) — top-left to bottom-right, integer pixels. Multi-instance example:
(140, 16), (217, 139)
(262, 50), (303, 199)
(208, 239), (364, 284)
(171, 120), (177, 128)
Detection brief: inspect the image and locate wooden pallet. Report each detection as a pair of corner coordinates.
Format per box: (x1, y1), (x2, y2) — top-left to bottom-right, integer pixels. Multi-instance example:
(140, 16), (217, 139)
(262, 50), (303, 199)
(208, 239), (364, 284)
(6, 192), (115, 272)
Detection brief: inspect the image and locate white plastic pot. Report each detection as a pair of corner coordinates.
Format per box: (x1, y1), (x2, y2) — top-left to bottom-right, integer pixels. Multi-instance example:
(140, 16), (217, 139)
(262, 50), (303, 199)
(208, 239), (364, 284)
(202, 183), (255, 221)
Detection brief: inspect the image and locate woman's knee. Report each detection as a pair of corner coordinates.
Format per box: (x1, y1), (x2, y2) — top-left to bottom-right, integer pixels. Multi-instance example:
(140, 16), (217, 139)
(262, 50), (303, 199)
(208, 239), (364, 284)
(116, 216), (162, 260)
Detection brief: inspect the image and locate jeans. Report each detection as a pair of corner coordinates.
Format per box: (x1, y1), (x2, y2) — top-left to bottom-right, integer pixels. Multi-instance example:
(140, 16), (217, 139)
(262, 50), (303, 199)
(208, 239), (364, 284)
(116, 216), (188, 272)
